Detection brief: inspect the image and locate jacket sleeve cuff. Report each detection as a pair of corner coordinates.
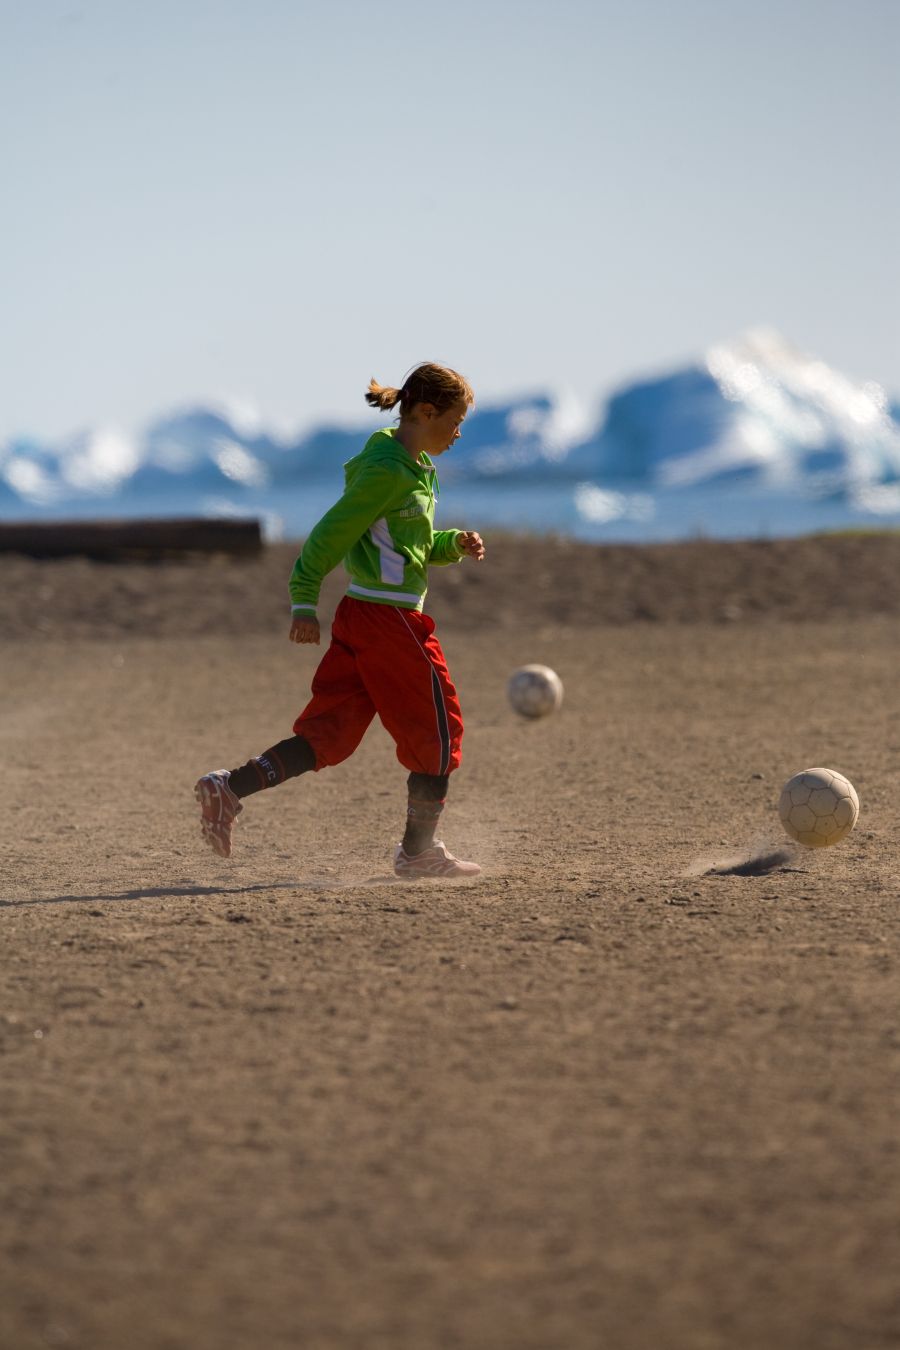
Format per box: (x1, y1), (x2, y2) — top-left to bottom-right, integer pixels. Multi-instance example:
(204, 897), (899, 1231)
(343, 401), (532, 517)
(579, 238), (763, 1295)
(435, 530), (464, 562)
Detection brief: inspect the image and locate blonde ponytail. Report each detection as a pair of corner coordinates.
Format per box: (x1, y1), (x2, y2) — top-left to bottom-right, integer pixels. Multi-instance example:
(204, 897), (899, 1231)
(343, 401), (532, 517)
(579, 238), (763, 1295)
(365, 379), (403, 411)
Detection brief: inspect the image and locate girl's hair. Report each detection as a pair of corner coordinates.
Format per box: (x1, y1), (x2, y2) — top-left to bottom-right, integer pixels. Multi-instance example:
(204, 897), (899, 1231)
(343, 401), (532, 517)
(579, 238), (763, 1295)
(365, 362), (474, 415)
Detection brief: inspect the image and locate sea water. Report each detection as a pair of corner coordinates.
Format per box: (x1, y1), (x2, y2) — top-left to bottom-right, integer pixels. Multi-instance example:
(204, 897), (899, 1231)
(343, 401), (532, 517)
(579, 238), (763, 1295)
(1, 478), (897, 543)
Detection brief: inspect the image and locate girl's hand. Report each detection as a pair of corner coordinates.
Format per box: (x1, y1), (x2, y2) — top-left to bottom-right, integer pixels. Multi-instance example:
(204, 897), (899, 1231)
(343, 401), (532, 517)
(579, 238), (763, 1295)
(456, 531), (485, 562)
(290, 616), (321, 644)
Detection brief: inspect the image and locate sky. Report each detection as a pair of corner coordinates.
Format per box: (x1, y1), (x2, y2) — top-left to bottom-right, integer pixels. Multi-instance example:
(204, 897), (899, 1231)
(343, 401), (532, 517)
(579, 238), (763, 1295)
(1, 0), (897, 444)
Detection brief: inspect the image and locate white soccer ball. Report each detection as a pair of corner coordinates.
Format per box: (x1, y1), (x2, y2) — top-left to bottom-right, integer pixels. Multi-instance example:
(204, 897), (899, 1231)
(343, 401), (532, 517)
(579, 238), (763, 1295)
(507, 664), (563, 719)
(778, 767), (859, 848)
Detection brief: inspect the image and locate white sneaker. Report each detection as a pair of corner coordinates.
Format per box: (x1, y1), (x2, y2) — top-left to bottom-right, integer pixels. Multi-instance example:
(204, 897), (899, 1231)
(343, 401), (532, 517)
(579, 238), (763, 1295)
(393, 841), (481, 879)
(195, 770), (243, 858)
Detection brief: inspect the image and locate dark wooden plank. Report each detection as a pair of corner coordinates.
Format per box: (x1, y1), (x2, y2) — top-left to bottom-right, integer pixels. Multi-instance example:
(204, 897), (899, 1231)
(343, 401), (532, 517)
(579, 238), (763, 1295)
(0, 518), (263, 559)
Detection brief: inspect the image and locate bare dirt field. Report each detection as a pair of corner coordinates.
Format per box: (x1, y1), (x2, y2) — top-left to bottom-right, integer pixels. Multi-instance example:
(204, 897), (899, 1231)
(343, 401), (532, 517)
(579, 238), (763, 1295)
(2, 535), (900, 1350)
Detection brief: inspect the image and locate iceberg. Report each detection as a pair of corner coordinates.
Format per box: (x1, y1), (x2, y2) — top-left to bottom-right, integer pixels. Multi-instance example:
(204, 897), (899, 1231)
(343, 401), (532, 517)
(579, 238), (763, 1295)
(0, 331), (897, 540)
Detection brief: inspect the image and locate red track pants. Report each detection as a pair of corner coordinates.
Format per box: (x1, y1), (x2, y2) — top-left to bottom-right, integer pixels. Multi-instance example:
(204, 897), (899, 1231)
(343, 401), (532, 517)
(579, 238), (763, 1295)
(293, 597), (463, 776)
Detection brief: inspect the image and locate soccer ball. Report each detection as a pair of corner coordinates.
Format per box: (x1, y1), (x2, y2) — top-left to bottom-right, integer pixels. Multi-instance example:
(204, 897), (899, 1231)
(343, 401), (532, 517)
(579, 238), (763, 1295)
(778, 767), (859, 848)
(507, 664), (563, 719)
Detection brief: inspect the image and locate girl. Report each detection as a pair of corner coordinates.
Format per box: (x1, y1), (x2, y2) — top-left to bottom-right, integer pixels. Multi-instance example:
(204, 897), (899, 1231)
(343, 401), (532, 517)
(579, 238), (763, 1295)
(194, 362), (485, 879)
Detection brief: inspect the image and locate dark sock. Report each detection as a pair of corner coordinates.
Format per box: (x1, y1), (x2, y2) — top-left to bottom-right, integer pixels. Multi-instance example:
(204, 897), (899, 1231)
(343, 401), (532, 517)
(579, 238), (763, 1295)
(228, 735), (316, 798)
(402, 772), (449, 855)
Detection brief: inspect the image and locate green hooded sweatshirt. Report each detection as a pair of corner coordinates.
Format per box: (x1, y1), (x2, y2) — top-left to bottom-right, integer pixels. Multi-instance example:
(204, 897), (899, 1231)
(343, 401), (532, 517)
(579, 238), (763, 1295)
(289, 429), (464, 618)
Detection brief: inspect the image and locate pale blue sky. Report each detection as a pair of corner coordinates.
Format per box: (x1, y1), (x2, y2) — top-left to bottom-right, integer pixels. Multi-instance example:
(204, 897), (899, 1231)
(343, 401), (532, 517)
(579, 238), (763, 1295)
(1, 0), (897, 443)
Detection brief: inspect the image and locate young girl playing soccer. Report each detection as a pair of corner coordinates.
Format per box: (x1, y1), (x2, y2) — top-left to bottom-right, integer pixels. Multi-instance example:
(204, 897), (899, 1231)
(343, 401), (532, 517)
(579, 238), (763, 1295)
(194, 362), (485, 878)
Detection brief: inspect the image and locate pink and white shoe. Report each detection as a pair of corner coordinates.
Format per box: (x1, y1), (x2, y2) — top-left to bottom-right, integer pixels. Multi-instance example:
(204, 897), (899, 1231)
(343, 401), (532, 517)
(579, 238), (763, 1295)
(194, 770), (243, 858)
(393, 840), (481, 879)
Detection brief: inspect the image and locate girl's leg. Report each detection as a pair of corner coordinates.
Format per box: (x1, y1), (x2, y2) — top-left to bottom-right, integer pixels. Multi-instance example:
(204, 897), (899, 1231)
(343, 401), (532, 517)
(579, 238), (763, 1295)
(394, 766), (480, 876)
(195, 601), (375, 858)
(227, 735), (316, 798)
(341, 602), (478, 876)
(402, 771), (449, 855)
(351, 605), (464, 778)
(292, 602), (378, 769)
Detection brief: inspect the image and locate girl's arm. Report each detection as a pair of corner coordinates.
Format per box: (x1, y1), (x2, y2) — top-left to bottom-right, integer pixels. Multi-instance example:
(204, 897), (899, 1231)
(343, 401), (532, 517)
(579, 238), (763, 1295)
(456, 531), (485, 561)
(288, 465), (406, 621)
(429, 528), (466, 565)
(289, 614), (321, 645)
(430, 529), (486, 564)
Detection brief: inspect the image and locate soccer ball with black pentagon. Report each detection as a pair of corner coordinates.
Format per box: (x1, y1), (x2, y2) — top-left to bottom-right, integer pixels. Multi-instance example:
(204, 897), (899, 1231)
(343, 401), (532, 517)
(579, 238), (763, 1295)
(507, 665), (563, 719)
(778, 767), (859, 848)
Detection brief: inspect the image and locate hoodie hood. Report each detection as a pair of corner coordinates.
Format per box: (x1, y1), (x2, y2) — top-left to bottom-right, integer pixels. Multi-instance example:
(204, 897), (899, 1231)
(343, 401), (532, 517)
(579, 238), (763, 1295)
(347, 428), (437, 484)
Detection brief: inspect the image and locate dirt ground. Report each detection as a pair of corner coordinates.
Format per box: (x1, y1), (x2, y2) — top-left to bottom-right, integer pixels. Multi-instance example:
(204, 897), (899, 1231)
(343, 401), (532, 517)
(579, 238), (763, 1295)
(2, 534), (900, 1350)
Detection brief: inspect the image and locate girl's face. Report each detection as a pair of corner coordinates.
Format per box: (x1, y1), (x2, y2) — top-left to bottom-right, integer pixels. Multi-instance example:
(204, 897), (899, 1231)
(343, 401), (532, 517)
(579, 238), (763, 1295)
(422, 400), (469, 456)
